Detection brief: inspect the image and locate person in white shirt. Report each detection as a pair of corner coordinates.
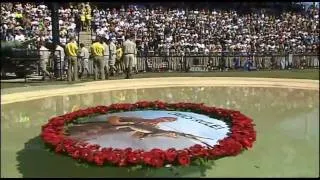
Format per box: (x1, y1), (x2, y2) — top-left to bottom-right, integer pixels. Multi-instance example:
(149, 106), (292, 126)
(54, 43), (65, 78)
(108, 39), (117, 76)
(39, 42), (52, 80)
(102, 37), (110, 78)
(14, 30), (25, 41)
(122, 34), (137, 79)
(79, 43), (90, 78)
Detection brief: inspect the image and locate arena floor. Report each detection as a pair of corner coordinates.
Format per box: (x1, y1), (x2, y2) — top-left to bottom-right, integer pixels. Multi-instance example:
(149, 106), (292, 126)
(1, 76), (319, 178)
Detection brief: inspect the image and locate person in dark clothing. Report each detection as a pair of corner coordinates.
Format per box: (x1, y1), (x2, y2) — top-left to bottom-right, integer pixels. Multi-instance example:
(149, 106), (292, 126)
(75, 14), (81, 33)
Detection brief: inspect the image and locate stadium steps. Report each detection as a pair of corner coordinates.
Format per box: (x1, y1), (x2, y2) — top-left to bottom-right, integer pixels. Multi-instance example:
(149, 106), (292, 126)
(79, 31), (92, 49)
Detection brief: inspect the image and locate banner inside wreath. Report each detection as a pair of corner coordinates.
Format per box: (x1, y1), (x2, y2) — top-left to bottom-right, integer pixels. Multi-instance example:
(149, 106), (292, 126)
(67, 110), (230, 151)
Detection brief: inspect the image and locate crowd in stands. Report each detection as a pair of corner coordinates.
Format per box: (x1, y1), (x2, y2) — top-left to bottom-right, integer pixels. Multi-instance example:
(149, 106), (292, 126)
(0, 2), (92, 47)
(92, 5), (319, 55)
(1, 2), (319, 55)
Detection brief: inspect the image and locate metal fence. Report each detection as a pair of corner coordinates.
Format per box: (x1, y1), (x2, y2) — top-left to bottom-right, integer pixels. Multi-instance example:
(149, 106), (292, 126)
(4, 50), (319, 79)
(77, 52), (319, 76)
(134, 52), (319, 72)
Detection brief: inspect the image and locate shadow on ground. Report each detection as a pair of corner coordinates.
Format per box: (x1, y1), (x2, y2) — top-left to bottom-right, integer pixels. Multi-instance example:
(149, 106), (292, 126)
(16, 136), (202, 178)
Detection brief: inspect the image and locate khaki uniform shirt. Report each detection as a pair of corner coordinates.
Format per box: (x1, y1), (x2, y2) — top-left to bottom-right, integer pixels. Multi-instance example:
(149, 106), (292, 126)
(123, 39), (136, 55)
(109, 42), (117, 56)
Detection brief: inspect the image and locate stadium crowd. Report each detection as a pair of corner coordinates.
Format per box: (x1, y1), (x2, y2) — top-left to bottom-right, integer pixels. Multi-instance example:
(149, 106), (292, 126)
(0, 2), (319, 81)
(1, 2), (319, 54)
(0, 2), (92, 46)
(92, 5), (319, 55)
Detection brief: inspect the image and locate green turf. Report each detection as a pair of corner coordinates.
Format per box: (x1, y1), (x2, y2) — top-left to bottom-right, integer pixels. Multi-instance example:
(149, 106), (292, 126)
(1, 69), (319, 90)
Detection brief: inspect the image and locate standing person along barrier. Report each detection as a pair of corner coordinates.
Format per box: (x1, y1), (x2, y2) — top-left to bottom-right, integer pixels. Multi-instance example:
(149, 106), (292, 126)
(39, 42), (52, 80)
(109, 39), (117, 76)
(122, 35), (136, 79)
(79, 43), (90, 78)
(65, 37), (79, 82)
(102, 38), (110, 79)
(91, 38), (105, 80)
(115, 44), (124, 74)
(54, 44), (64, 80)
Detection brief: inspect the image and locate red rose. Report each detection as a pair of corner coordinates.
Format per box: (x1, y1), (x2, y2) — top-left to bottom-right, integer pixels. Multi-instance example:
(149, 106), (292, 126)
(80, 148), (90, 158)
(108, 152), (121, 164)
(71, 150), (81, 159)
(43, 134), (62, 146)
(55, 144), (64, 153)
(218, 138), (243, 156)
(154, 101), (166, 109)
(94, 154), (104, 166)
(86, 153), (95, 163)
(208, 148), (224, 158)
(127, 152), (140, 164)
(142, 152), (153, 165)
(151, 157), (164, 168)
(151, 148), (166, 161)
(118, 158), (127, 167)
(177, 154), (190, 166)
(189, 144), (205, 157)
(96, 106), (109, 113)
(240, 139), (253, 149)
(136, 101), (150, 108)
(122, 103), (133, 111)
(165, 148), (177, 162)
(177, 149), (189, 156)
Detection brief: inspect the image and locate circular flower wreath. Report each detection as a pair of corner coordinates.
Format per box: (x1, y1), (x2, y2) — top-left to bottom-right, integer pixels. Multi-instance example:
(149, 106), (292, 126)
(41, 101), (256, 168)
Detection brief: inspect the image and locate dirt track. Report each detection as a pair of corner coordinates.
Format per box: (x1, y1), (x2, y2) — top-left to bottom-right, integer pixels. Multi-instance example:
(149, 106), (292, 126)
(1, 77), (319, 105)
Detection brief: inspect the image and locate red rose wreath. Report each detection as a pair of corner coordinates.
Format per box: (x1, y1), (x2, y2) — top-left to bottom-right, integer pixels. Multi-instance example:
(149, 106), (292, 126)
(41, 101), (256, 168)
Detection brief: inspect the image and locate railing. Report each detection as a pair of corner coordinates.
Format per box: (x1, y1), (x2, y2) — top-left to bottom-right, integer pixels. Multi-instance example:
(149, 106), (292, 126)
(3, 50), (319, 80)
(133, 52), (319, 73)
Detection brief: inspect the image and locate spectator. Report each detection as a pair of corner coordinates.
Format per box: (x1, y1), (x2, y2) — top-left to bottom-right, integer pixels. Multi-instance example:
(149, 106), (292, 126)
(1, 2), (319, 71)
(65, 37), (79, 82)
(79, 43), (90, 78)
(39, 42), (52, 80)
(54, 43), (65, 78)
(1, 3), (81, 44)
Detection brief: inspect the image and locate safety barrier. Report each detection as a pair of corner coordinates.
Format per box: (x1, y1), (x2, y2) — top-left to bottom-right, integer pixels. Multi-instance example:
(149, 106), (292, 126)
(3, 50), (319, 79)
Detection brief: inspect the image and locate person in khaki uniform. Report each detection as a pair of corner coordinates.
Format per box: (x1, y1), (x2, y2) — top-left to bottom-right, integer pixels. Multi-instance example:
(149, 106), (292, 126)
(122, 35), (136, 79)
(133, 48), (138, 73)
(79, 43), (90, 78)
(116, 44), (124, 74)
(91, 37), (105, 80)
(39, 42), (52, 80)
(65, 37), (79, 82)
(109, 39), (117, 76)
(102, 38), (109, 78)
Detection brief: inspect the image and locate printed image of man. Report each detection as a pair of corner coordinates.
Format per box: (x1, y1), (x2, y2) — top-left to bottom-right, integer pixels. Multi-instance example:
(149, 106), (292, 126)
(66, 115), (214, 147)
(66, 116), (178, 140)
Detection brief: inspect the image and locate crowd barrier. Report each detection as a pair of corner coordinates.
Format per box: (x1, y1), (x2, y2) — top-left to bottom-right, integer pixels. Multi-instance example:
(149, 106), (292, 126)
(134, 53), (319, 72)
(50, 52), (320, 78)
(4, 50), (319, 79)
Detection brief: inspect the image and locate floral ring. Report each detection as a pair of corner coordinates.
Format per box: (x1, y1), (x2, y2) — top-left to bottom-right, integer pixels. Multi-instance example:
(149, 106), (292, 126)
(41, 101), (256, 168)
